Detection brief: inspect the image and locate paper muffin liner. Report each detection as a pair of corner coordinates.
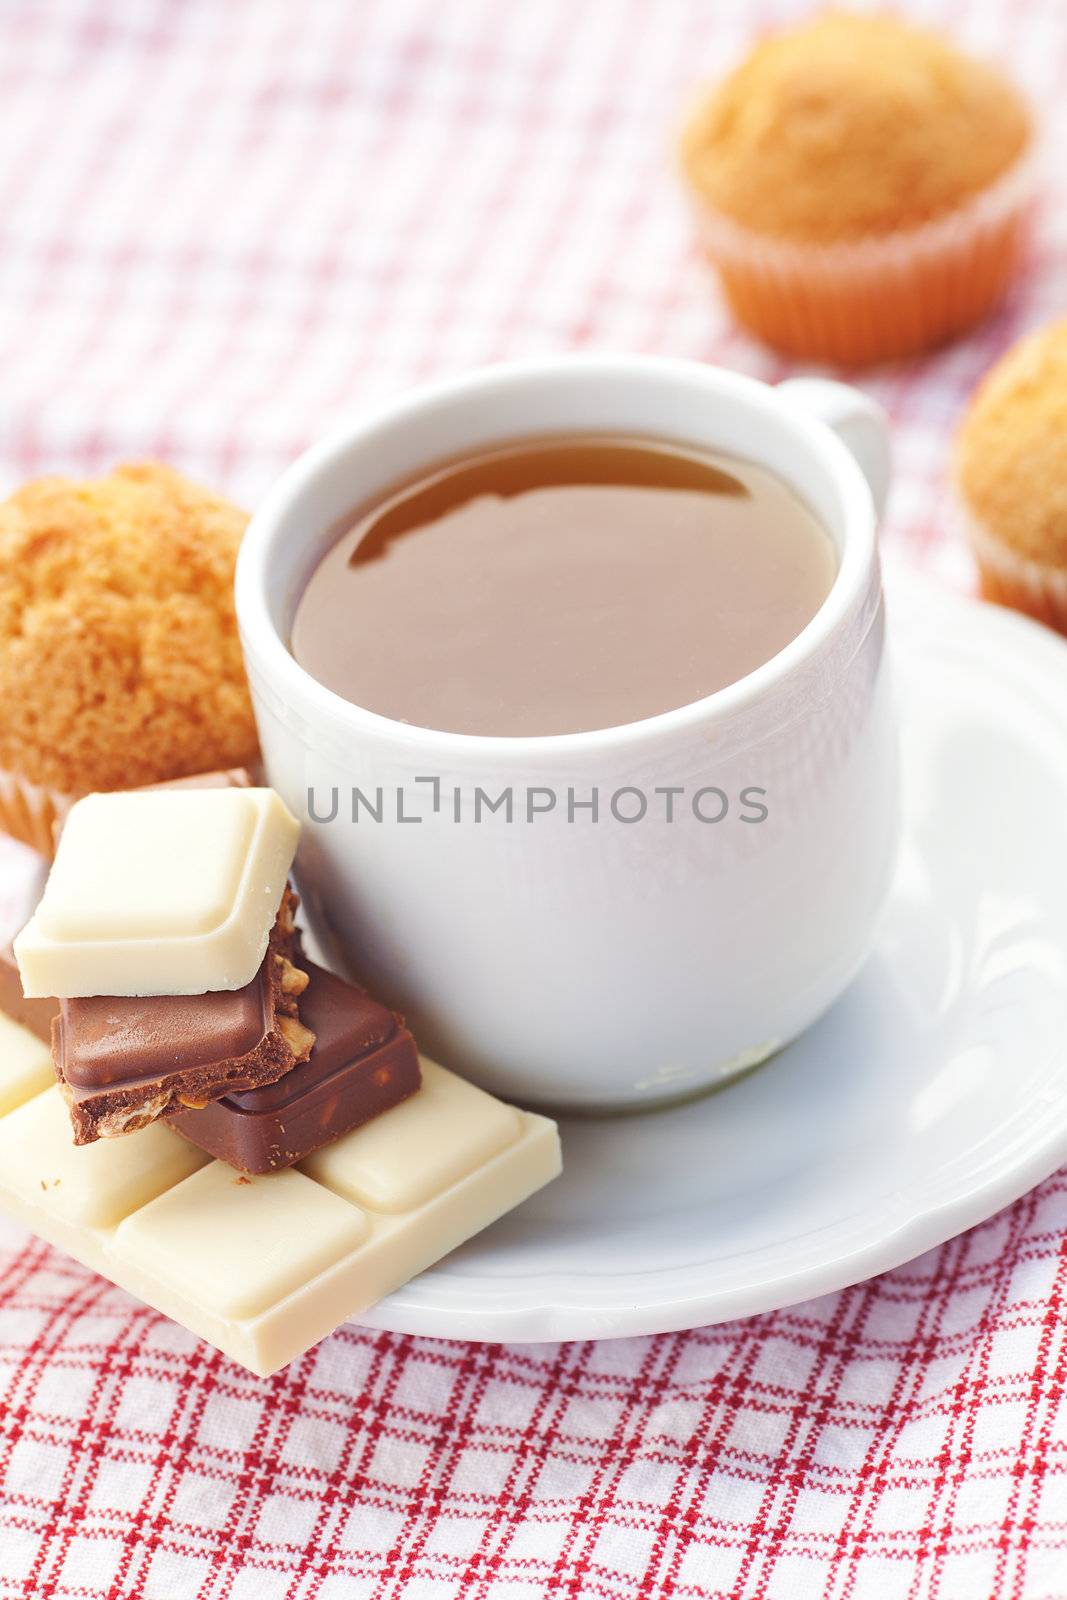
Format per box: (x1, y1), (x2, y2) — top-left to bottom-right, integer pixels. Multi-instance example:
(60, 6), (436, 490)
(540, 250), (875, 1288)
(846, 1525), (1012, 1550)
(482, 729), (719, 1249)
(689, 149), (1038, 366)
(962, 506), (1067, 636)
(0, 770), (72, 858)
(0, 765), (255, 861)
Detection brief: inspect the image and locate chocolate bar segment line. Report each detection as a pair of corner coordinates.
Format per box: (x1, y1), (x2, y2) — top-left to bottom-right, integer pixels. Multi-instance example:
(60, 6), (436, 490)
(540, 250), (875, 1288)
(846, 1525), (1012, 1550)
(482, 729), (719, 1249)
(167, 960), (421, 1173)
(0, 1086), (208, 1229)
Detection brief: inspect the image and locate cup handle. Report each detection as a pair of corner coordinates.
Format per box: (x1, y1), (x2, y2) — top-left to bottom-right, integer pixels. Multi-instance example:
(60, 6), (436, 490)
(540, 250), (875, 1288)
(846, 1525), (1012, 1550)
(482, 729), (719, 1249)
(777, 377), (891, 522)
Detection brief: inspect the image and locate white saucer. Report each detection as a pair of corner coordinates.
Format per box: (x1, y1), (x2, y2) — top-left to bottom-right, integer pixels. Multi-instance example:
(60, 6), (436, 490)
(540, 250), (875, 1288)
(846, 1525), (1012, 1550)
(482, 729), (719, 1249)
(362, 571), (1067, 1342)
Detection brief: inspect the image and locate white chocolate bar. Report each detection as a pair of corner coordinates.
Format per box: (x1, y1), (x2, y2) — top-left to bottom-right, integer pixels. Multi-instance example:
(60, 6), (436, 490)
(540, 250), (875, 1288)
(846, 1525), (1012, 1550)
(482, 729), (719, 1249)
(15, 788), (299, 998)
(0, 1022), (560, 1376)
(303, 1063), (523, 1210)
(0, 1012), (53, 1116)
(47, 767), (255, 858)
(0, 1086), (208, 1228)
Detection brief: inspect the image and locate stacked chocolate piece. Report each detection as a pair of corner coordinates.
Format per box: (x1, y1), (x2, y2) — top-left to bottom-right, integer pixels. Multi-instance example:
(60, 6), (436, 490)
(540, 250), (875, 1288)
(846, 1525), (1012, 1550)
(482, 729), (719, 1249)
(0, 786), (561, 1376)
(14, 787), (421, 1164)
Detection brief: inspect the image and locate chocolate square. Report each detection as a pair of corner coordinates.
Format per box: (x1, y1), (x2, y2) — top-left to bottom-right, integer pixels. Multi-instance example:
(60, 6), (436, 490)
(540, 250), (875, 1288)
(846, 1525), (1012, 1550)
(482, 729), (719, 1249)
(168, 961), (421, 1173)
(53, 887), (313, 1143)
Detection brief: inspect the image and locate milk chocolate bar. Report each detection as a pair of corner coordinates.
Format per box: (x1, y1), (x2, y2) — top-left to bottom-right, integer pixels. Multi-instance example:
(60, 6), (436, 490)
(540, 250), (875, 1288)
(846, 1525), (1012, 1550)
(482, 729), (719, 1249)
(0, 1036), (561, 1377)
(15, 787), (299, 998)
(169, 961), (421, 1173)
(53, 888), (314, 1144)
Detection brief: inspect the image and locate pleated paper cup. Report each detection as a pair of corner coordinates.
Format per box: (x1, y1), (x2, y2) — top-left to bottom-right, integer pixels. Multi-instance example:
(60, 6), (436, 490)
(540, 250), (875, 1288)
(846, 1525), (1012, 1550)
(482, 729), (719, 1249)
(0, 769), (73, 858)
(692, 151), (1037, 367)
(963, 506), (1067, 636)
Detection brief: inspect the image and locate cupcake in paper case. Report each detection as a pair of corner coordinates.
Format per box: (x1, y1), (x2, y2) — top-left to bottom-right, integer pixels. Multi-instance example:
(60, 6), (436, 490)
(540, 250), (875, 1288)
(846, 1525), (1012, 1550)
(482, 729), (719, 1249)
(679, 13), (1035, 367)
(0, 464), (261, 856)
(956, 320), (1067, 634)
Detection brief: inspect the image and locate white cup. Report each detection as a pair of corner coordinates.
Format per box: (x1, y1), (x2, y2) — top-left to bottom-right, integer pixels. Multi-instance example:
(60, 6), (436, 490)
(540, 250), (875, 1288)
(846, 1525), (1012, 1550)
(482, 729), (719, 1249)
(236, 356), (898, 1111)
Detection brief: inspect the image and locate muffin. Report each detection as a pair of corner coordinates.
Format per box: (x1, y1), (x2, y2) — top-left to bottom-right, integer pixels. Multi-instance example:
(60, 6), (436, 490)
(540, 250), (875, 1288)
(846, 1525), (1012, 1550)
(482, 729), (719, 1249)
(679, 13), (1034, 366)
(956, 320), (1067, 632)
(0, 463), (260, 854)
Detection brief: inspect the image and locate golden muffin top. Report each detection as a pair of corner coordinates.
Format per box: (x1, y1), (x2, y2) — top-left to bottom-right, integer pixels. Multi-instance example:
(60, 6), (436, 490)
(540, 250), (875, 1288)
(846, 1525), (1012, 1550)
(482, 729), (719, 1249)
(957, 320), (1067, 564)
(680, 12), (1030, 243)
(0, 463), (259, 793)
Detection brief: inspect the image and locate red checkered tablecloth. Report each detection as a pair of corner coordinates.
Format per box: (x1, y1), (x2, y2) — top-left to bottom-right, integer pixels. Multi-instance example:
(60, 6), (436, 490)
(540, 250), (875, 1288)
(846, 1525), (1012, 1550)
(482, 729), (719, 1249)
(2, 1), (1067, 1595)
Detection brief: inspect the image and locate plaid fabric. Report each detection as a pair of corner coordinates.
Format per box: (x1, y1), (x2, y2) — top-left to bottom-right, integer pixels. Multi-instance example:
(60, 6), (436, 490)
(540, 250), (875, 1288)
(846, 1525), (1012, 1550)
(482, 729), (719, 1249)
(2, 0), (1066, 1594)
